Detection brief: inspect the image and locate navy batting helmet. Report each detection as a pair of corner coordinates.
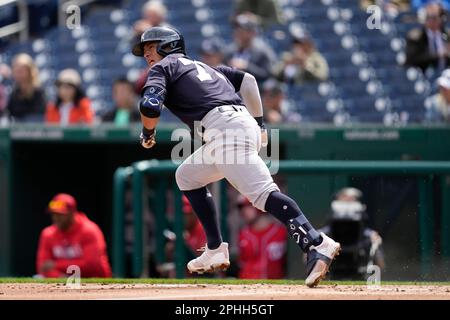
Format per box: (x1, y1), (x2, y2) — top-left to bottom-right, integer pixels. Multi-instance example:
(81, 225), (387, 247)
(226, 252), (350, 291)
(132, 26), (186, 57)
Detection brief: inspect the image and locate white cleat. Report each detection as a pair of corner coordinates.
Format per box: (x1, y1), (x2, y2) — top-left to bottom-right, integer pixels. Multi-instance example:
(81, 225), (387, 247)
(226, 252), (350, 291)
(305, 233), (341, 288)
(187, 242), (230, 274)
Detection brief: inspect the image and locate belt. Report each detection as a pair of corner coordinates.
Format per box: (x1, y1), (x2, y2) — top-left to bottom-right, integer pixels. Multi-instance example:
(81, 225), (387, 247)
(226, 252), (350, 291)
(217, 105), (246, 113)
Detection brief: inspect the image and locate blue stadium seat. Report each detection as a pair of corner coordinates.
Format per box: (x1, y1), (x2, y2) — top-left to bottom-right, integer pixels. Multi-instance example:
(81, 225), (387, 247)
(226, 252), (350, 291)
(337, 81), (369, 98)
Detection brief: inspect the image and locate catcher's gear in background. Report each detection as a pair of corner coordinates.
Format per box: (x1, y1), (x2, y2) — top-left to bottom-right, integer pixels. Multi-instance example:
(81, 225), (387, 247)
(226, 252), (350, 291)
(140, 127), (156, 149)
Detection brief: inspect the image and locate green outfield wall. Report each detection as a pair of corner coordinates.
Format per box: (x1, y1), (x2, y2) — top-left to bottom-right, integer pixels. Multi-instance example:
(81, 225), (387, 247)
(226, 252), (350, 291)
(1, 124), (449, 279)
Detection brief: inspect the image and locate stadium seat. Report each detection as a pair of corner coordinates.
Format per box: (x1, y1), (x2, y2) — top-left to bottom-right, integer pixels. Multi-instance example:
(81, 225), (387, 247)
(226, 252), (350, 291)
(0, 0), (429, 123)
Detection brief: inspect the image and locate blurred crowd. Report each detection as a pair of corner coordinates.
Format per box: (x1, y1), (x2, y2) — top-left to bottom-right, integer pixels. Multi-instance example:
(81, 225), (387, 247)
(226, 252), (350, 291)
(0, 0), (321, 126)
(2, 0), (450, 125)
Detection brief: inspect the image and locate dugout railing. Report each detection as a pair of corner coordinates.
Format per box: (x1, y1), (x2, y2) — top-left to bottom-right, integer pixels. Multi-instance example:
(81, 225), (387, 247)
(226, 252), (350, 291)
(0, 0), (28, 41)
(112, 159), (450, 279)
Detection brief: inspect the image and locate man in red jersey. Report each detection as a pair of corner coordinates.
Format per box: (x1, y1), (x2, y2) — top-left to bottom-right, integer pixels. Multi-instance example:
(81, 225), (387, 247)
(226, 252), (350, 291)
(36, 193), (112, 278)
(237, 195), (287, 279)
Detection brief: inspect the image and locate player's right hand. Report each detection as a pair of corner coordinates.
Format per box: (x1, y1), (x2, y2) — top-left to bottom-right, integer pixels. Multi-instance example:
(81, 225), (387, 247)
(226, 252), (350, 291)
(140, 127), (156, 149)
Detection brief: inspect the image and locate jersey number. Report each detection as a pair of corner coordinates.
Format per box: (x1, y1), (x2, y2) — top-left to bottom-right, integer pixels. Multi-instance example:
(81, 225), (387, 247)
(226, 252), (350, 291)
(178, 57), (225, 82)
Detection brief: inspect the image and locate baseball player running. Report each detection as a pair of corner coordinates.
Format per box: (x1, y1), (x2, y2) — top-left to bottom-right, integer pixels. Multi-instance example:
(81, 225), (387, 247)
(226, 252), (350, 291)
(132, 26), (341, 287)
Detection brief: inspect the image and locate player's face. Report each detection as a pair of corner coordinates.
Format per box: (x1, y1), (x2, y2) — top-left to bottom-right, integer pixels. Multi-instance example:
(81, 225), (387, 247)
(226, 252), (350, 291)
(143, 42), (163, 68)
(51, 212), (74, 231)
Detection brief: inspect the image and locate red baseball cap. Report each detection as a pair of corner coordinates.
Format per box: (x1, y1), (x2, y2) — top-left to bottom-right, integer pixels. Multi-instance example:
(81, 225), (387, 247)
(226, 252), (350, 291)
(47, 193), (77, 215)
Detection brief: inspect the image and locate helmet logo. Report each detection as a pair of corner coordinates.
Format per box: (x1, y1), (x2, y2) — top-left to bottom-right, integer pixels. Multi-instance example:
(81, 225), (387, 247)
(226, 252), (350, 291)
(170, 41), (178, 49)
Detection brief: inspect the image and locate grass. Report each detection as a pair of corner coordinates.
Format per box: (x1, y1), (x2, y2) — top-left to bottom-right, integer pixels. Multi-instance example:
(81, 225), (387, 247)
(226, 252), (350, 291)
(1, 278), (450, 286)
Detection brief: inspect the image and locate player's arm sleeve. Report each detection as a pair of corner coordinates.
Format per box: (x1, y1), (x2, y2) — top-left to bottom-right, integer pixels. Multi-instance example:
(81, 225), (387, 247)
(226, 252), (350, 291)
(215, 65), (245, 92)
(239, 72), (264, 120)
(139, 64), (167, 118)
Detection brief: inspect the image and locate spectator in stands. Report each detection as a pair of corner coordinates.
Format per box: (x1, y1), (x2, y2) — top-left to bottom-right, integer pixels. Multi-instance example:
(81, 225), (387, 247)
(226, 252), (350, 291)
(234, 0), (285, 29)
(274, 29), (329, 84)
(405, 2), (450, 73)
(199, 38), (226, 67)
(360, 0), (411, 17)
(36, 193), (112, 278)
(101, 77), (140, 125)
(224, 13), (277, 84)
(237, 195), (287, 279)
(6, 53), (46, 122)
(424, 68), (450, 122)
(318, 188), (385, 280)
(133, 0), (169, 43)
(262, 79), (301, 124)
(45, 69), (94, 125)
(412, 0), (450, 11)
(0, 63), (11, 121)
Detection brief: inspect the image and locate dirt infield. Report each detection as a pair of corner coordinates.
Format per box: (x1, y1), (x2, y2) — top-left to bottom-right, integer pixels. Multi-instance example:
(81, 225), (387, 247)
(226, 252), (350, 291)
(1, 283), (450, 300)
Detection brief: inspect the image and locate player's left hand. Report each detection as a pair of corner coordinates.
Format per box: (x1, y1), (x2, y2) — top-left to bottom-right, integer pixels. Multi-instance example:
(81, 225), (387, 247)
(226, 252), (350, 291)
(140, 127), (156, 149)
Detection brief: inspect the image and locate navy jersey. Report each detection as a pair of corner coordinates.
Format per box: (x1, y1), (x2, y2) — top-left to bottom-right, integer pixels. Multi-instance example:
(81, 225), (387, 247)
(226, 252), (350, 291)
(142, 53), (245, 128)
